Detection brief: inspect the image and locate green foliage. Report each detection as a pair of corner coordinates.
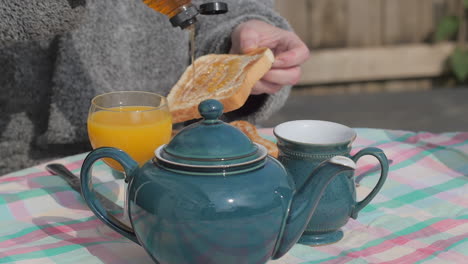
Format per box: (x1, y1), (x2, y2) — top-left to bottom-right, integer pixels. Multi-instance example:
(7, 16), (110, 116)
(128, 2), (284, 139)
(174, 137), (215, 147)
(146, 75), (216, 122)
(450, 48), (468, 82)
(435, 16), (459, 42)
(434, 2), (467, 83)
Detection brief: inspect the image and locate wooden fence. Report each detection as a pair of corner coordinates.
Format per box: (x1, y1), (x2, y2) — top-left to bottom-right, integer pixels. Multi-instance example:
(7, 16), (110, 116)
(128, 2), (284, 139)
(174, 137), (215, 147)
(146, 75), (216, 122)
(275, 0), (462, 88)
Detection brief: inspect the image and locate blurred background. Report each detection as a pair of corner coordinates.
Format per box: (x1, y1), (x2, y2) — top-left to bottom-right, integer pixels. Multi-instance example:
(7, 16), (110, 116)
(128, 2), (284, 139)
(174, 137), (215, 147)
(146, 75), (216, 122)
(259, 0), (468, 133)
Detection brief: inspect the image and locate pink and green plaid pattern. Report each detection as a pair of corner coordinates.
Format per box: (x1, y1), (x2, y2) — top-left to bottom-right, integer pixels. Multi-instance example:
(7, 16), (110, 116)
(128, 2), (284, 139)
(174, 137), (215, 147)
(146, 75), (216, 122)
(1, 128), (467, 264)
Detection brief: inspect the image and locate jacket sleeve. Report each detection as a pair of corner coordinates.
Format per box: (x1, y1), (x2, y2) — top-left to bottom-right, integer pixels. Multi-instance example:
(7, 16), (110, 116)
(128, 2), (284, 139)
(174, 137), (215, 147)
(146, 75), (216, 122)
(193, 0), (292, 124)
(0, 0), (85, 43)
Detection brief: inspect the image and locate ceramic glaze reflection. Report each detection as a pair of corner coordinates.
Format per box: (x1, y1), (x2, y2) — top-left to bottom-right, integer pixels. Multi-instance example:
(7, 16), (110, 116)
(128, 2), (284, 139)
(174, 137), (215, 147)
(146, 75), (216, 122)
(128, 158), (292, 264)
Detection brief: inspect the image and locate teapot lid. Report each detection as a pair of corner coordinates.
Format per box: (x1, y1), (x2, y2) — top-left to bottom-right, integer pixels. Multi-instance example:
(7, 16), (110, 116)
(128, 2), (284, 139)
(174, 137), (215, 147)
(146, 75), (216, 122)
(156, 99), (267, 168)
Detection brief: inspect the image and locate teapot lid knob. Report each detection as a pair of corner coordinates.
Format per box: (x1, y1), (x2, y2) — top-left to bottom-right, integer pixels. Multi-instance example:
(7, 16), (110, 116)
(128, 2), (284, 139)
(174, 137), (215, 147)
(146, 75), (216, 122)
(159, 98), (266, 166)
(199, 99), (223, 122)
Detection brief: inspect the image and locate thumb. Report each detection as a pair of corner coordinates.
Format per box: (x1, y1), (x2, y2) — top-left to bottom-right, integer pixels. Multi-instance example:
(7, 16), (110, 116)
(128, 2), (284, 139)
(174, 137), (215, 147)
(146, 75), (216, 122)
(239, 27), (260, 53)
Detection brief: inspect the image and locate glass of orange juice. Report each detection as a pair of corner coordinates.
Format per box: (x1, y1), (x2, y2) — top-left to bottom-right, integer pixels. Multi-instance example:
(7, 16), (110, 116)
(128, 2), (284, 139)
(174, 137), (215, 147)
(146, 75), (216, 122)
(87, 91), (172, 169)
(87, 91), (172, 170)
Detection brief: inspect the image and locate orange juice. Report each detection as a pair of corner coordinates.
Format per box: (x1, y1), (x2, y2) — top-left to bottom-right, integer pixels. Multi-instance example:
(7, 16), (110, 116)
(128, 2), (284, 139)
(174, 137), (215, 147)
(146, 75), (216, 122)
(87, 106), (172, 170)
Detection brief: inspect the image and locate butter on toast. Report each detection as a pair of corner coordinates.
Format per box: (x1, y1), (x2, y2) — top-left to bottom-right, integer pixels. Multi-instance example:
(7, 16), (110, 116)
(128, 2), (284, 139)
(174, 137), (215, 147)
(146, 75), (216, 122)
(168, 48), (274, 123)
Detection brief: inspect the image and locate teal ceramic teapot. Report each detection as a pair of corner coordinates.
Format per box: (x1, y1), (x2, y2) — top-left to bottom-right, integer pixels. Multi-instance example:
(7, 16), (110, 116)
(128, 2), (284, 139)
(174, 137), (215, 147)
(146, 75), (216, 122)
(80, 99), (357, 264)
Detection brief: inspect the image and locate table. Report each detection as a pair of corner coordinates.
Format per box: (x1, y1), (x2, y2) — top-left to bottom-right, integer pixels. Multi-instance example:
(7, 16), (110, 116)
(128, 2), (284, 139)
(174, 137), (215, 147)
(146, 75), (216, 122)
(1, 128), (467, 264)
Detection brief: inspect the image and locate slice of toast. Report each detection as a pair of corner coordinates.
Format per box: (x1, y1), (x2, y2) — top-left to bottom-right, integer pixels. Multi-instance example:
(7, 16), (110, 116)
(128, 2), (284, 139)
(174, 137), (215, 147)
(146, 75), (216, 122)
(168, 48), (274, 123)
(230, 120), (279, 158)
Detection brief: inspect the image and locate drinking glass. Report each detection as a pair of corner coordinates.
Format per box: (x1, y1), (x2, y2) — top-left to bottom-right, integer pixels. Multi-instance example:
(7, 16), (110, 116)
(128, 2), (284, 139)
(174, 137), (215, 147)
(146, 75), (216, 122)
(87, 91), (172, 169)
(87, 91), (172, 226)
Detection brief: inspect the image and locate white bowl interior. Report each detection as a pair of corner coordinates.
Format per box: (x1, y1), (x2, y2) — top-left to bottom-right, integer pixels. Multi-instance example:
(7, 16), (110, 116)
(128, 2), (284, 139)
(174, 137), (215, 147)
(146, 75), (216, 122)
(274, 120), (356, 145)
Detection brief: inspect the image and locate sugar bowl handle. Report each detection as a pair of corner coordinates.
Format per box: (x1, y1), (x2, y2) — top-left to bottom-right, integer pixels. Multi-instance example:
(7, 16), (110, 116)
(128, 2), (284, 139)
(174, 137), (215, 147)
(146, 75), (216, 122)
(80, 147), (140, 244)
(350, 147), (389, 219)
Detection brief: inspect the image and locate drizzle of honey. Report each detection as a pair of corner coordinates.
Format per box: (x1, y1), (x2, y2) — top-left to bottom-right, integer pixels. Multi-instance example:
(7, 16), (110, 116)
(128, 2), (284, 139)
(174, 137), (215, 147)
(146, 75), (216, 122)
(187, 24), (242, 94)
(142, 1), (244, 96)
(195, 59), (242, 93)
(189, 24), (196, 91)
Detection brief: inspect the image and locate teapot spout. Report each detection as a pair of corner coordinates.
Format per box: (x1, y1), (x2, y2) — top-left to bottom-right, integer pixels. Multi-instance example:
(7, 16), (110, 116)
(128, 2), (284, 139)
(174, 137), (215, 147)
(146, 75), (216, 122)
(273, 156), (356, 259)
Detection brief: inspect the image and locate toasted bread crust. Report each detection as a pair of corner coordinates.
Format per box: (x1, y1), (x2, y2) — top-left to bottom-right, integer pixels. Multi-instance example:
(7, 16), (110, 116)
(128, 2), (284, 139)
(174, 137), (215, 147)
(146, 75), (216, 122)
(168, 48), (274, 123)
(230, 120), (279, 158)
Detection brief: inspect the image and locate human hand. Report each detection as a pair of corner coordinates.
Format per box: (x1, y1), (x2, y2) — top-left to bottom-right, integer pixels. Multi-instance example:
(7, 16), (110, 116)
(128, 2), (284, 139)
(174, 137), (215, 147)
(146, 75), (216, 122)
(230, 20), (310, 95)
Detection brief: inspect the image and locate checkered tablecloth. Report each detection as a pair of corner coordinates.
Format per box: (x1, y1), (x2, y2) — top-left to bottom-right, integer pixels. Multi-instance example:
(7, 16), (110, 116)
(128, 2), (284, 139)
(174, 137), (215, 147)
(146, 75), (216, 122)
(1, 128), (467, 264)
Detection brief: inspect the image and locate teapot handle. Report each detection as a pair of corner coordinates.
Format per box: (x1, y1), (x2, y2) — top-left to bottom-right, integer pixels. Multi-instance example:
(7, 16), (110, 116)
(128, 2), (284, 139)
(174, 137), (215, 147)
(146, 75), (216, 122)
(350, 147), (389, 219)
(80, 147), (140, 244)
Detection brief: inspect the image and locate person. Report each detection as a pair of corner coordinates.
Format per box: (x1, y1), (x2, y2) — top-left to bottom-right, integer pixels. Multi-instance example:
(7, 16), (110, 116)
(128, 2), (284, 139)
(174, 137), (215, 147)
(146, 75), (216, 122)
(0, 0), (310, 175)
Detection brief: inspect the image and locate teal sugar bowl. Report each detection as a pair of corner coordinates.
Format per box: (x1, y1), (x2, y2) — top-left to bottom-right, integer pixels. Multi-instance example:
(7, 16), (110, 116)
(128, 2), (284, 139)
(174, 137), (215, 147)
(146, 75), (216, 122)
(80, 99), (358, 264)
(274, 120), (389, 246)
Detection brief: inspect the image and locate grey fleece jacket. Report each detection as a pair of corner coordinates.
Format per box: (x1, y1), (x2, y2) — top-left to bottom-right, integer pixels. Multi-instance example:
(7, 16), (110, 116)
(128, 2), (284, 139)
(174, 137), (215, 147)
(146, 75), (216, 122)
(0, 0), (292, 175)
